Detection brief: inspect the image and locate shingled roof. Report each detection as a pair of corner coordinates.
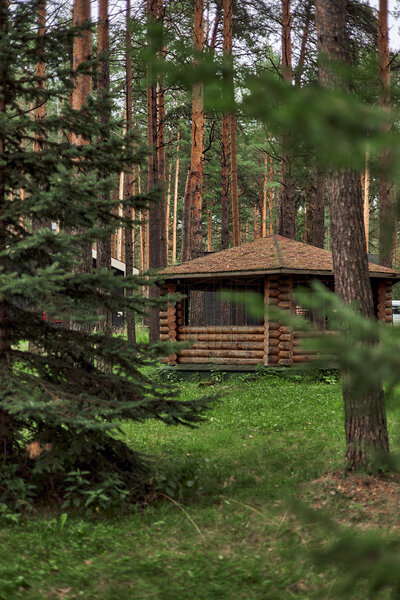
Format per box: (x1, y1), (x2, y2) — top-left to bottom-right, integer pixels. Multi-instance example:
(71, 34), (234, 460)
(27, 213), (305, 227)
(160, 235), (400, 280)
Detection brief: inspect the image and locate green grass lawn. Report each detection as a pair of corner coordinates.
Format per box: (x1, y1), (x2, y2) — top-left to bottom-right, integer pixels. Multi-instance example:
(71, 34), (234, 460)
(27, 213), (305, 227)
(1, 371), (400, 599)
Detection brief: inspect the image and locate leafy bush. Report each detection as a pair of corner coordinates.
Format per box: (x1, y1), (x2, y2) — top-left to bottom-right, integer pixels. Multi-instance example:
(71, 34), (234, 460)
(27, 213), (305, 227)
(62, 470), (130, 514)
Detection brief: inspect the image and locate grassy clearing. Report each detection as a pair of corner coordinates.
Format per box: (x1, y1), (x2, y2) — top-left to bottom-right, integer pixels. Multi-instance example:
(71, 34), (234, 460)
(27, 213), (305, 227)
(1, 371), (400, 599)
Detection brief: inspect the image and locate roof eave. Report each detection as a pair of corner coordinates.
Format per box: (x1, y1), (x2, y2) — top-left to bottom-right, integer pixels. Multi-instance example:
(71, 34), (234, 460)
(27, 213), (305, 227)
(158, 266), (400, 282)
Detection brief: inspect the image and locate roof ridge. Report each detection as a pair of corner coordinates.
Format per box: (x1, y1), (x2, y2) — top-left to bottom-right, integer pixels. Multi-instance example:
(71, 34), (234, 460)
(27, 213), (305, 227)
(273, 234), (284, 268)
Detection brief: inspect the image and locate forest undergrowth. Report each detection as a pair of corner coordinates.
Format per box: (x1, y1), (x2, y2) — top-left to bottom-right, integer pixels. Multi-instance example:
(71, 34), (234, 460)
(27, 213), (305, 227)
(1, 371), (400, 599)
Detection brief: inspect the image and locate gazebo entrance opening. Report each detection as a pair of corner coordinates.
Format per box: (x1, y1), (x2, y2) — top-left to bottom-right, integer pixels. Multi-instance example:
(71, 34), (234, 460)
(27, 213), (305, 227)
(182, 280), (264, 327)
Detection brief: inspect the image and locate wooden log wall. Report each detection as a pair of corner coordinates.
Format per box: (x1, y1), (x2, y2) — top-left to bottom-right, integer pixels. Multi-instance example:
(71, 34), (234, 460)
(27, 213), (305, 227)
(292, 331), (317, 363)
(264, 275), (294, 366)
(377, 279), (393, 323)
(159, 275), (370, 368)
(175, 325), (264, 365)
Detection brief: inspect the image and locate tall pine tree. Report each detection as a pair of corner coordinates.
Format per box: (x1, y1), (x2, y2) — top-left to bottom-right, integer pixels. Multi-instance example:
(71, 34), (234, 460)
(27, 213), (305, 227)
(0, 0), (208, 505)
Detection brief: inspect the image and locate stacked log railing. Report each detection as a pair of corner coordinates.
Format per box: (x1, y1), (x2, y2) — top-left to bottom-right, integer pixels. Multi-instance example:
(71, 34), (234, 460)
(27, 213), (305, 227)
(292, 331), (319, 363)
(175, 325), (264, 365)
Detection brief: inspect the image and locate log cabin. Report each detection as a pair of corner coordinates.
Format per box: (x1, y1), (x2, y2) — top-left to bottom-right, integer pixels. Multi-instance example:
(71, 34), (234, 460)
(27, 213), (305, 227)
(158, 235), (400, 369)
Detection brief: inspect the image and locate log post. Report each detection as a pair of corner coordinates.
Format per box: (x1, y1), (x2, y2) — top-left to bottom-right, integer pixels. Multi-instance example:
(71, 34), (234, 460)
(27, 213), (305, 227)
(263, 278), (269, 365)
(166, 283), (177, 364)
(277, 276), (294, 366)
(264, 275), (281, 365)
(377, 279), (392, 323)
(176, 297), (185, 328)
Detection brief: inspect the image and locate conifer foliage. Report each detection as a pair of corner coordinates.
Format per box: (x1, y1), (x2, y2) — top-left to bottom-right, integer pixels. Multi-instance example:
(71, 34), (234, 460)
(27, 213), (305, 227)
(0, 0), (208, 506)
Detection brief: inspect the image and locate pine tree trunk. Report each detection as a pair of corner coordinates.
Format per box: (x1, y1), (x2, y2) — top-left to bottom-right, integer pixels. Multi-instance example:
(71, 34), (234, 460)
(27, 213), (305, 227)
(257, 157), (262, 237)
(183, 0), (205, 326)
(269, 156), (274, 235)
(0, 1), (14, 456)
(278, 0), (296, 240)
(303, 164), (312, 243)
(220, 0), (234, 251)
(96, 0), (112, 337)
(166, 156), (172, 261)
(71, 0), (92, 275)
(294, 0), (311, 86)
(230, 112), (239, 246)
(117, 171), (124, 262)
(139, 208), (144, 272)
(261, 151), (267, 237)
(172, 130), (180, 263)
(363, 151), (370, 252)
(157, 0), (167, 250)
(157, 5), (167, 260)
(221, 112), (230, 249)
(253, 204), (258, 240)
(137, 166), (146, 273)
(378, 0), (393, 267)
(97, 0), (111, 275)
(311, 169), (325, 248)
(209, 0), (221, 49)
(71, 0), (92, 120)
(207, 209), (212, 251)
(180, 176), (191, 260)
(395, 184), (398, 266)
(181, 0), (204, 261)
(34, 1), (46, 157)
(29, 0), (48, 353)
(315, 0), (389, 470)
(124, 0), (135, 342)
(146, 0), (166, 342)
(222, 0), (239, 247)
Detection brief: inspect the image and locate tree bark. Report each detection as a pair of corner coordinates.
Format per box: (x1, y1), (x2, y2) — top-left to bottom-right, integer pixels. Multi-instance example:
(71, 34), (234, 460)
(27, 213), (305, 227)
(303, 164), (311, 243)
(34, 1), (46, 157)
(0, 0), (14, 456)
(269, 155), (274, 235)
(221, 111), (230, 249)
(278, 0), (296, 240)
(220, 0), (238, 250)
(315, 0), (389, 470)
(124, 0), (136, 342)
(166, 155), (172, 261)
(294, 0), (311, 87)
(209, 0), (221, 49)
(146, 0), (166, 342)
(395, 184), (398, 266)
(172, 130), (180, 263)
(157, 0), (167, 254)
(181, 0), (205, 261)
(363, 151), (370, 253)
(222, 0), (239, 247)
(96, 0), (112, 336)
(207, 208), (212, 250)
(311, 169), (325, 248)
(71, 0), (92, 276)
(97, 0), (111, 274)
(253, 204), (258, 240)
(261, 151), (267, 237)
(71, 0), (92, 143)
(378, 0), (393, 267)
(230, 111), (239, 246)
(29, 0), (48, 353)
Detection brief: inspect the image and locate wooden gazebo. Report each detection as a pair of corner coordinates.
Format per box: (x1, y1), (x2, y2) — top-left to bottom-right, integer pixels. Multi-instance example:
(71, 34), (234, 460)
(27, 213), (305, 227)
(158, 235), (400, 368)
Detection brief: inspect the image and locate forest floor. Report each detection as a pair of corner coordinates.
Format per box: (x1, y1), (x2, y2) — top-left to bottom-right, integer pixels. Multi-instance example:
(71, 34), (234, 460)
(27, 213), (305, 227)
(1, 369), (400, 599)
